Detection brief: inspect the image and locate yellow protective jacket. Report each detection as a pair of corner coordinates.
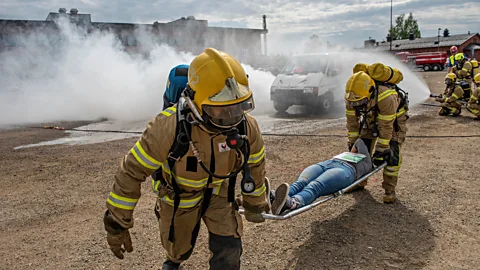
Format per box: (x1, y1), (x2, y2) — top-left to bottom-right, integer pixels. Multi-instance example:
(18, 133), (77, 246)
(346, 85), (408, 153)
(468, 87), (480, 109)
(106, 106), (267, 228)
(453, 61), (473, 81)
(442, 85), (464, 104)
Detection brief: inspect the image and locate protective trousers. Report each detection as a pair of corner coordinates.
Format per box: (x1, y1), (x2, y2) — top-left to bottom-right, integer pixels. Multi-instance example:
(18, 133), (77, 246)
(439, 101), (462, 116)
(155, 193), (243, 268)
(360, 138), (402, 192)
(467, 103), (480, 118)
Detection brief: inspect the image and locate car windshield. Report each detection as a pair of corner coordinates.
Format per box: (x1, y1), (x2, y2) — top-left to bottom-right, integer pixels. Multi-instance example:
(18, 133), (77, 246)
(281, 55), (328, 75)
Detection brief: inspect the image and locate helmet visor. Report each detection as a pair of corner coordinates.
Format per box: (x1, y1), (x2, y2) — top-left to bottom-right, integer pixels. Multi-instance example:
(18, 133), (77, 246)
(208, 78), (251, 102)
(203, 96), (255, 128)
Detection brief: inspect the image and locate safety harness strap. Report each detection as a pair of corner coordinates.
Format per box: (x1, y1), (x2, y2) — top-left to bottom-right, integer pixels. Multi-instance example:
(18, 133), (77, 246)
(227, 120), (247, 204)
(190, 138), (215, 247)
(167, 104), (193, 242)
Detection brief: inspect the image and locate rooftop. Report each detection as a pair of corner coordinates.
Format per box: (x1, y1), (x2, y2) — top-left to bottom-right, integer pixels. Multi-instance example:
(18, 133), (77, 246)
(374, 33), (479, 51)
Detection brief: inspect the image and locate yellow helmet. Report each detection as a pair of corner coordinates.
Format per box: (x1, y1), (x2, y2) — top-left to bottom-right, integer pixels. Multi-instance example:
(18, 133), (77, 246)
(345, 71), (375, 103)
(445, 73), (457, 83)
(353, 63), (369, 74)
(187, 48), (254, 128)
(454, 53), (465, 61)
(474, 73), (480, 84)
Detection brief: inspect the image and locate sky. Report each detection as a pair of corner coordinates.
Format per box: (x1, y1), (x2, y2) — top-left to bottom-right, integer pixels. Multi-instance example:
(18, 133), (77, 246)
(0, 0), (479, 54)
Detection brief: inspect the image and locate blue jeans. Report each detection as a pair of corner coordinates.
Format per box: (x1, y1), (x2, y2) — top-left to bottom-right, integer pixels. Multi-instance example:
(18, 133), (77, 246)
(289, 159), (355, 206)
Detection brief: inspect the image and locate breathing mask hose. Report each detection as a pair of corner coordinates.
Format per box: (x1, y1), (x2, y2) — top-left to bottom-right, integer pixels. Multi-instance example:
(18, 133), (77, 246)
(182, 121), (249, 179)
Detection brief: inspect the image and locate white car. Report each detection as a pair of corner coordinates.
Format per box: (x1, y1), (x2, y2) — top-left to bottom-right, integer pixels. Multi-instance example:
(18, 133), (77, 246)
(270, 53), (344, 113)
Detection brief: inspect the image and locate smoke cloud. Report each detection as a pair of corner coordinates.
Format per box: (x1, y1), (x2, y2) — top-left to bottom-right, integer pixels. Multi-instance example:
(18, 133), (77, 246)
(0, 20), (429, 128)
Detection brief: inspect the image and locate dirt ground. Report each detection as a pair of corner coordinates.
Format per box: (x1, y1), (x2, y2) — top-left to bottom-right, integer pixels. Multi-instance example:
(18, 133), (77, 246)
(1, 71), (479, 270)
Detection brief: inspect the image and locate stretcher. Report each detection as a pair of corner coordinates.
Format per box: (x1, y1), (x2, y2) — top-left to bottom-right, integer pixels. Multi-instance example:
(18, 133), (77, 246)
(238, 163), (387, 220)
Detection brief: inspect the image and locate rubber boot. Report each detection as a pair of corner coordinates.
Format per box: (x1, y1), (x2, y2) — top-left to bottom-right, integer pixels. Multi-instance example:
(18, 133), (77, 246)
(452, 107), (461, 117)
(209, 233), (242, 270)
(162, 260), (181, 270)
(438, 107), (449, 116)
(383, 190), (397, 204)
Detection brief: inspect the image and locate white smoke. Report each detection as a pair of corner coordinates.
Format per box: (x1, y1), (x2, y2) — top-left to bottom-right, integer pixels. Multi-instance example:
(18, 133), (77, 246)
(0, 20), (278, 126)
(0, 20), (430, 127)
(333, 51), (431, 106)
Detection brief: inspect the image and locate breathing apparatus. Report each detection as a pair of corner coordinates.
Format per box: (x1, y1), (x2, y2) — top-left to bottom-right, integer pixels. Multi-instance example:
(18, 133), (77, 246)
(178, 90), (256, 194)
(352, 86), (379, 137)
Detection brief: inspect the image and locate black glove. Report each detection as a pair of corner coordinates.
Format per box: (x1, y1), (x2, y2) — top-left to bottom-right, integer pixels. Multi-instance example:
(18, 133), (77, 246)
(372, 149), (391, 166)
(104, 210), (133, 259)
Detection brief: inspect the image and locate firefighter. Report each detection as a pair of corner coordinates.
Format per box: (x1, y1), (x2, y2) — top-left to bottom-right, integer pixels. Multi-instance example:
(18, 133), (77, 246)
(447, 46), (467, 73)
(103, 48), (268, 270)
(452, 53), (473, 87)
(435, 73), (464, 116)
(345, 71), (408, 203)
(466, 73), (480, 120)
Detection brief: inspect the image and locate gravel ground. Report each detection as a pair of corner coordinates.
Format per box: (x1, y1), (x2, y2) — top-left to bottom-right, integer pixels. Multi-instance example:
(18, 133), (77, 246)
(0, 71), (478, 270)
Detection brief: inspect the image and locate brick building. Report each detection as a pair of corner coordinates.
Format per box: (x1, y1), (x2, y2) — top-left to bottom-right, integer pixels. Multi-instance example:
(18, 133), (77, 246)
(363, 33), (480, 60)
(0, 8), (268, 64)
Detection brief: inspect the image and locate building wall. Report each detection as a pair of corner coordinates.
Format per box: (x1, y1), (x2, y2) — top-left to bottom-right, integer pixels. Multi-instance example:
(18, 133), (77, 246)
(0, 14), (265, 62)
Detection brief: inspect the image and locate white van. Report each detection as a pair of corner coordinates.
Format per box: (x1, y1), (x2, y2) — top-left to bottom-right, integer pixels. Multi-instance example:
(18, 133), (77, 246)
(269, 53), (344, 113)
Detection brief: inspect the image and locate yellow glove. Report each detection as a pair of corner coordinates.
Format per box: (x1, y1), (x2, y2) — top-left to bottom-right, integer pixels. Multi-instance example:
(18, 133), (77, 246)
(103, 211), (133, 259)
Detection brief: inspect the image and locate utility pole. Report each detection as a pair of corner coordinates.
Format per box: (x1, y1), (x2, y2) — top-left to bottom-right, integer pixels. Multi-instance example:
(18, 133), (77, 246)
(390, 0), (393, 51)
(262, 15), (268, 56)
(437, 28), (441, 51)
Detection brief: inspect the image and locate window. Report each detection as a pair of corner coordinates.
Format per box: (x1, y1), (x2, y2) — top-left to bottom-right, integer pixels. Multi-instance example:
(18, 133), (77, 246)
(281, 55), (328, 75)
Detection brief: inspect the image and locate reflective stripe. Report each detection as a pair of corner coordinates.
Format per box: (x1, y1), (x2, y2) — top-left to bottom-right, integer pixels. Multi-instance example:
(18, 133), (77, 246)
(161, 106), (177, 117)
(377, 113), (396, 121)
(131, 141), (161, 170)
(107, 192), (138, 210)
(378, 90), (398, 102)
(377, 138), (390, 146)
(384, 170), (399, 177)
(152, 179), (161, 195)
(452, 93), (459, 99)
(384, 165), (400, 176)
(470, 96), (478, 101)
(248, 146), (265, 164)
(211, 182), (222, 195)
(160, 163), (210, 188)
(242, 183), (266, 196)
(161, 194), (202, 208)
(346, 110), (356, 116)
(348, 131), (359, 138)
(396, 108), (406, 117)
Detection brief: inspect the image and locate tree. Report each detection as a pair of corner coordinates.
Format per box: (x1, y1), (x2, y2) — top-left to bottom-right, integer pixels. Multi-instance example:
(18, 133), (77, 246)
(388, 12), (421, 40)
(443, 28), (450, 37)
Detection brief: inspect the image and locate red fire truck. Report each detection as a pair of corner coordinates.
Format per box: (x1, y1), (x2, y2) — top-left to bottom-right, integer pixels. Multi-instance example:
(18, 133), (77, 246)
(395, 51), (447, 72)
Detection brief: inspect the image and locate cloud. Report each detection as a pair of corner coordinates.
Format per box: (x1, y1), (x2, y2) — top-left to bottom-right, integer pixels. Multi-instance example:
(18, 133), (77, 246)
(0, 0), (478, 53)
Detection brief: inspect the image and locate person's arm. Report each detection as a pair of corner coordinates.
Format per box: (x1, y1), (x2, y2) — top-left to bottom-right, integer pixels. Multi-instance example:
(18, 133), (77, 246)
(107, 111), (174, 228)
(241, 115), (267, 220)
(447, 86), (463, 103)
(469, 89), (479, 105)
(346, 102), (360, 148)
(375, 91), (399, 152)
